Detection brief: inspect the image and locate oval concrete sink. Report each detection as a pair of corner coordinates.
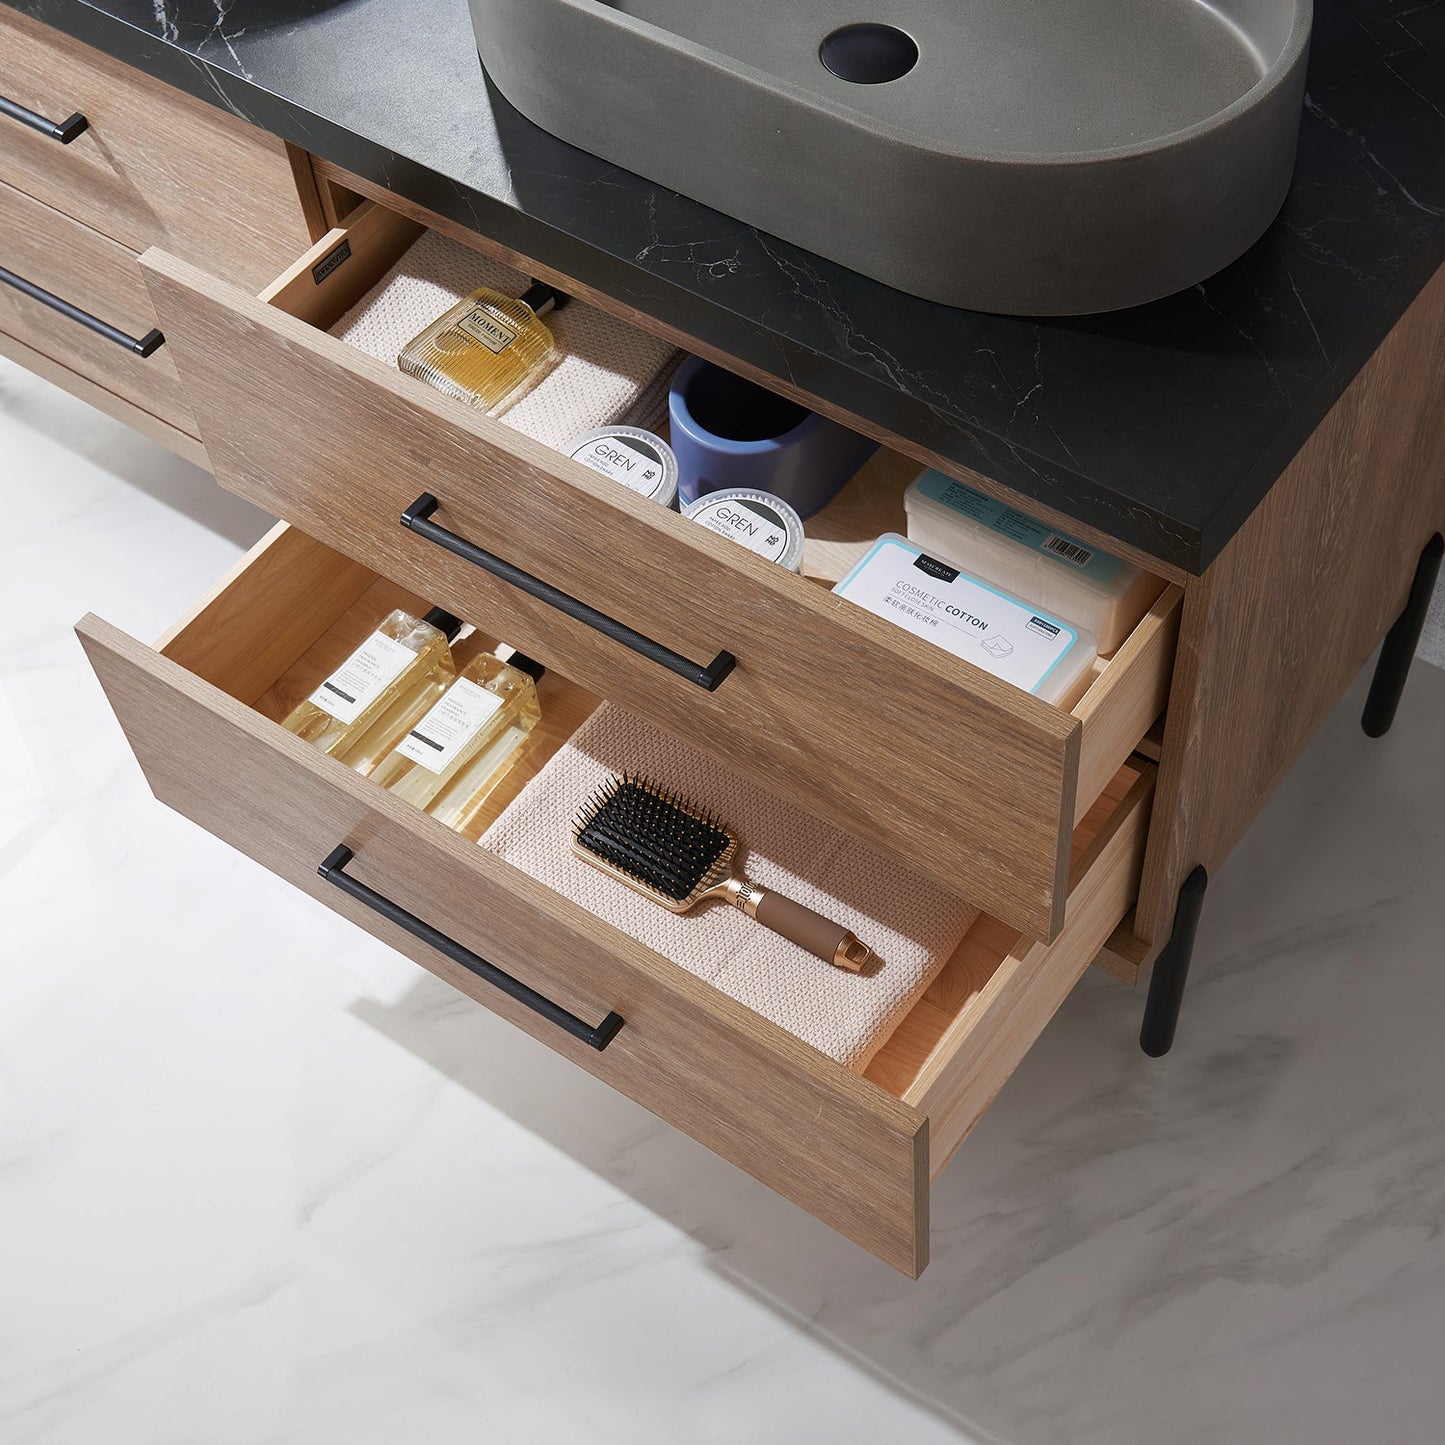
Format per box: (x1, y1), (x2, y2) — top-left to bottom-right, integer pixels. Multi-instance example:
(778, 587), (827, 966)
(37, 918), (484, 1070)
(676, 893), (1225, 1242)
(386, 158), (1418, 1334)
(470, 0), (1312, 315)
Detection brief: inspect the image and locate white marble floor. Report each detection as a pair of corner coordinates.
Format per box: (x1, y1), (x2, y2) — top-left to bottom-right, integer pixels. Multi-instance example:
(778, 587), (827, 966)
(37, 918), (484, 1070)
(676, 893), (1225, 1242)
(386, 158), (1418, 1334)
(3, 355), (1445, 1445)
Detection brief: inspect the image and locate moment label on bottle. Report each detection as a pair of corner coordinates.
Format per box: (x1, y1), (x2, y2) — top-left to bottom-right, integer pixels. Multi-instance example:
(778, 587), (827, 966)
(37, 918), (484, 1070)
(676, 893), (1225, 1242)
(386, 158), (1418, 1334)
(394, 678), (505, 773)
(455, 304), (519, 354)
(834, 535), (1079, 695)
(309, 631), (416, 726)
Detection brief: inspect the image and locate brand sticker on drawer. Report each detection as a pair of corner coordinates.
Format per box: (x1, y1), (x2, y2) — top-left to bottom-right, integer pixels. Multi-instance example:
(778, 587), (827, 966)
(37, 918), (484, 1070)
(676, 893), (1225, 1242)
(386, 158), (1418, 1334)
(833, 534), (1079, 694)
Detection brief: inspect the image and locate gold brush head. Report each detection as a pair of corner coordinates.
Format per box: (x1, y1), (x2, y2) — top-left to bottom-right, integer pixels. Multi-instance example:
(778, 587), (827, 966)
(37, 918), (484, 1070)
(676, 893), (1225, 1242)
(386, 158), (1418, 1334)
(571, 773), (873, 972)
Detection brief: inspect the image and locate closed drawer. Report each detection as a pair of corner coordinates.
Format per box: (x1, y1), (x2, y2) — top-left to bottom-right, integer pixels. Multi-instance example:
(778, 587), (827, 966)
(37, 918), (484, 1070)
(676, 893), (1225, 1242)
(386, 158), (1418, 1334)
(138, 202), (1180, 943)
(0, 7), (313, 290)
(78, 524), (1154, 1275)
(0, 177), (195, 435)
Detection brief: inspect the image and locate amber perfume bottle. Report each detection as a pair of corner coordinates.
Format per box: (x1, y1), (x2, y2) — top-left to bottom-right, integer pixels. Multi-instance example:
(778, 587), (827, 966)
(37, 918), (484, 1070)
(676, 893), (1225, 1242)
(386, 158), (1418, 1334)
(282, 606), (463, 768)
(397, 281), (569, 413)
(371, 651), (544, 832)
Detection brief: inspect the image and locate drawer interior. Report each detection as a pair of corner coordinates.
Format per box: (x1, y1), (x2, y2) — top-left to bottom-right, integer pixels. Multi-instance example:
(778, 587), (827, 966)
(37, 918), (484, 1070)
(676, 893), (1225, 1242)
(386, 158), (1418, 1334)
(154, 525), (1153, 1154)
(257, 202), (1179, 837)
(258, 201), (1176, 698)
(139, 203), (1176, 943)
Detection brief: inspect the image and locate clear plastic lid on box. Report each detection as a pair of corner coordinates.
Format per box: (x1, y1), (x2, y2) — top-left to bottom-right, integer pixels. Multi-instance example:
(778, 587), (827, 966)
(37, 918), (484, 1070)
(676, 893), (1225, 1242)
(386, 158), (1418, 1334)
(904, 470), (1159, 653)
(683, 488), (805, 572)
(833, 533), (1099, 704)
(562, 425), (679, 508)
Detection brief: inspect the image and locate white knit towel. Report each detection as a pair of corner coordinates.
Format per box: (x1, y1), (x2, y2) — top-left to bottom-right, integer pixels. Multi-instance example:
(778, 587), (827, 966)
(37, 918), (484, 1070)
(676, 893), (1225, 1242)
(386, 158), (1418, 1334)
(480, 705), (977, 1071)
(331, 230), (680, 445)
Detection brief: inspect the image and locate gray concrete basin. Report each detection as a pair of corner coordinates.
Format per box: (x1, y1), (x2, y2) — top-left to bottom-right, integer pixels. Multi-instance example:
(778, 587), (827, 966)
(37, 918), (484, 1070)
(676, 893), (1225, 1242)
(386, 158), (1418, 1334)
(470, 0), (1312, 314)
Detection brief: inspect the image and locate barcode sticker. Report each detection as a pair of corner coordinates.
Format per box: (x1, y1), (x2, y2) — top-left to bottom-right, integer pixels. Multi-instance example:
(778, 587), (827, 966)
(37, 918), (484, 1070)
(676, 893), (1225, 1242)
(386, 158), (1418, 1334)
(1042, 534), (1094, 567)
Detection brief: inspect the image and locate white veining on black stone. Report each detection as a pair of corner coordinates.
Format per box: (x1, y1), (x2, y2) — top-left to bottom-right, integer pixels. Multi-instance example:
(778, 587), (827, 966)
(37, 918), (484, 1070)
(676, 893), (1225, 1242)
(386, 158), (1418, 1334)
(17, 0), (1445, 569)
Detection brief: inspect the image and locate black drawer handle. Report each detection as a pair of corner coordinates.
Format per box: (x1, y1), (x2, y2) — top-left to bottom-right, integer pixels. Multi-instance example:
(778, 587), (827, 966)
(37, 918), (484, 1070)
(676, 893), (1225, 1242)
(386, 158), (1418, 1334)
(0, 265), (164, 356)
(0, 93), (88, 144)
(319, 845), (624, 1051)
(401, 492), (736, 691)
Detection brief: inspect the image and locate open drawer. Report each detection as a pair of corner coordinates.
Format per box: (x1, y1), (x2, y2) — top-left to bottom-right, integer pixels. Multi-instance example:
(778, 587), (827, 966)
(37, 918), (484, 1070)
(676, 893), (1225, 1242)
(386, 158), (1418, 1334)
(78, 524), (1154, 1276)
(137, 202), (1178, 943)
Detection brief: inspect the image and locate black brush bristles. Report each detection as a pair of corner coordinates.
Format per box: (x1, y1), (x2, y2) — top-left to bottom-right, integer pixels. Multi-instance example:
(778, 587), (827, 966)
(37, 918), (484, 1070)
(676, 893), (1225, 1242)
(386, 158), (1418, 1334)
(572, 773), (733, 904)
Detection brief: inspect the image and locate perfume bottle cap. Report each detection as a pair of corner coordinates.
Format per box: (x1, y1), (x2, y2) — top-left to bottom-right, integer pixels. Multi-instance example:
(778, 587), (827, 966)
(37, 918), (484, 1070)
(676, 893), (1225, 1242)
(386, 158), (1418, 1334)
(519, 280), (569, 317)
(421, 607), (465, 641)
(503, 650), (547, 684)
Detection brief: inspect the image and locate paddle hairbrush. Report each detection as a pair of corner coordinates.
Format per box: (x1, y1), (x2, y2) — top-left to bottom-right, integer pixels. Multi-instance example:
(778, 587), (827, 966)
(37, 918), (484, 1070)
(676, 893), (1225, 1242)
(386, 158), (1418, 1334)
(571, 773), (872, 972)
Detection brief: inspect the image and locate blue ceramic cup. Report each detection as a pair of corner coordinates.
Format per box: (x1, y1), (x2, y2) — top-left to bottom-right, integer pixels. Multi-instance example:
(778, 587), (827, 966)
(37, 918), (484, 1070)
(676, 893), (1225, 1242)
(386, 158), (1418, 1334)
(668, 356), (876, 518)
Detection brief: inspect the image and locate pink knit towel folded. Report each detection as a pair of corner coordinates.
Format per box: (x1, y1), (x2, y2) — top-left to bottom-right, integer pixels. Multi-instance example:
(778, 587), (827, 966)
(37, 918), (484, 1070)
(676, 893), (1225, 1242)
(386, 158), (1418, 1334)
(479, 704), (977, 1071)
(330, 230), (680, 445)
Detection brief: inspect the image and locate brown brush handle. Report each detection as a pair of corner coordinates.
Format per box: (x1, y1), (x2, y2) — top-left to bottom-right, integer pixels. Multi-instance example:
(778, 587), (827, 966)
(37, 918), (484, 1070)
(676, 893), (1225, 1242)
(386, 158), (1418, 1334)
(751, 889), (871, 971)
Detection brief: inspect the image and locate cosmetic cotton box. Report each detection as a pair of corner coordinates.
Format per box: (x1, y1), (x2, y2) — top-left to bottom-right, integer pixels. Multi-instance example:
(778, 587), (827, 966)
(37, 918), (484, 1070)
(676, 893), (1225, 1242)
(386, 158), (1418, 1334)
(834, 534), (1099, 704)
(904, 471), (1160, 653)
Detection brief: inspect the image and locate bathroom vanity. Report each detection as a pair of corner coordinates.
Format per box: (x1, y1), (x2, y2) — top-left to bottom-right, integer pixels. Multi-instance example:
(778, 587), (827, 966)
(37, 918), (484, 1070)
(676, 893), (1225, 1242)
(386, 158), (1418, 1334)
(3, 0), (1442, 1277)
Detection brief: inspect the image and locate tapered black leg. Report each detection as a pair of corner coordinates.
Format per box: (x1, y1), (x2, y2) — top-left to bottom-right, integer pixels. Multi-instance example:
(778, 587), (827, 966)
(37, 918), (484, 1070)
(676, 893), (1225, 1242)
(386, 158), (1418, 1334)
(1362, 533), (1444, 738)
(1140, 866), (1209, 1058)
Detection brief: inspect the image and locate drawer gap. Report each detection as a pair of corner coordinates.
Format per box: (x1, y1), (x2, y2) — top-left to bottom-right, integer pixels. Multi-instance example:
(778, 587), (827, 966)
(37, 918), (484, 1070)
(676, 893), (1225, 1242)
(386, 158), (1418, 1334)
(83, 521), (1160, 1273)
(865, 761), (1148, 1104)
(141, 212), (1179, 942)
(150, 523), (1148, 1119)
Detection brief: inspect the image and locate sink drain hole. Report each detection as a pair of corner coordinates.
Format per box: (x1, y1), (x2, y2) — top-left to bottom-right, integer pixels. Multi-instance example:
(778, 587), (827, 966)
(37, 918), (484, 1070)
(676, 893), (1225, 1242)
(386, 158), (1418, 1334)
(819, 23), (918, 84)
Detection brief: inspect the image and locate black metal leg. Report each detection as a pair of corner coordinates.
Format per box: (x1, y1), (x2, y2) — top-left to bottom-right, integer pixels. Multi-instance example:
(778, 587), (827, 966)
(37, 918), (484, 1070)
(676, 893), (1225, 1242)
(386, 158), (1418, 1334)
(1362, 532), (1444, 738)
(1140, 865), (1209, 1058)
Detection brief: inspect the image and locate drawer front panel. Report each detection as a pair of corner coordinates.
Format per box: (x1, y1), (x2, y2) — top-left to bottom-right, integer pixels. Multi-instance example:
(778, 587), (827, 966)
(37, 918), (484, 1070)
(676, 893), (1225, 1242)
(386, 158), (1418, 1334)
(0, 7), (313, 290)
(76, 610), (931, 1276)
(141, 248), (1085, 941)
(0, 178), (194, 432)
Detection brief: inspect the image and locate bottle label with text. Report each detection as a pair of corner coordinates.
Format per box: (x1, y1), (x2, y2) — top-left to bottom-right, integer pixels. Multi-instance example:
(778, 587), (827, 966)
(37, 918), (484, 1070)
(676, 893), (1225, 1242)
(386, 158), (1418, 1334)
(394, 677), (506, 773)
(834, 536), (1079, 694)
(308, 631), (416, 726)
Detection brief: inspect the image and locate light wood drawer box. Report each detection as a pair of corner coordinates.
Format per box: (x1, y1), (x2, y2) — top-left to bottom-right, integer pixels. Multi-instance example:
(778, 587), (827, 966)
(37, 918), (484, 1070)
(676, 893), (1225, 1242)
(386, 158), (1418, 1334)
(0, 176), (195, 435)
(0, 6), (314, 291)
(77, 523), (1155, 1276)
(138, 201), (1181, 944)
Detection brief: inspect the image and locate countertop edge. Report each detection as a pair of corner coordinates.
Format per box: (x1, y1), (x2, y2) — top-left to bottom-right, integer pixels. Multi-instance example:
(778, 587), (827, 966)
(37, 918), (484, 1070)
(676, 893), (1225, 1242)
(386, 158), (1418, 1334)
(10, 0), (1442, 577)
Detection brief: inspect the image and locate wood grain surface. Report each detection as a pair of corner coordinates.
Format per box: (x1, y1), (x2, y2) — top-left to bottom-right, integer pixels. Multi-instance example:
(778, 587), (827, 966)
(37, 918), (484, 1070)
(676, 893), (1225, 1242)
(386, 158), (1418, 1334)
(0, 177), (194, 432)
(867, 763), (1152, 1161)
(141, 237), (1173, 940)
(0, 6), (317, 290)
(0, 325), (207, 467)
(76, 527), (934, 1274)
(1137, 258), (1445, 942)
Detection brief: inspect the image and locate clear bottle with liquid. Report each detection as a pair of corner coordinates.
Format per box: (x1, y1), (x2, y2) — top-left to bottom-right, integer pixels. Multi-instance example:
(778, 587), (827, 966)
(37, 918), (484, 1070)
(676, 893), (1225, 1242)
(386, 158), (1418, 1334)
(281, 606), (463, 771)
(397, 280), (568, 414)
(371, 651), (544, 832)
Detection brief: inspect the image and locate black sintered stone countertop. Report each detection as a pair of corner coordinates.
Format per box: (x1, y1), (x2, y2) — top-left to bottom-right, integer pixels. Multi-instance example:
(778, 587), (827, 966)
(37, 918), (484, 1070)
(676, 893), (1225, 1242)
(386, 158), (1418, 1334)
(7, 0), (1445, 573)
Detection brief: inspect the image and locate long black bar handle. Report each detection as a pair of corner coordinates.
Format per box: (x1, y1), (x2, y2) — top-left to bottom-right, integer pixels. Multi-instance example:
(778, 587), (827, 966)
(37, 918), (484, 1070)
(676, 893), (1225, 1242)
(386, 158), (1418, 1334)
(318, 845), (624, 1051)
(401, 493), (736, 691)
(0, 93), (89, 144)
(0, 265), (164, 357)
